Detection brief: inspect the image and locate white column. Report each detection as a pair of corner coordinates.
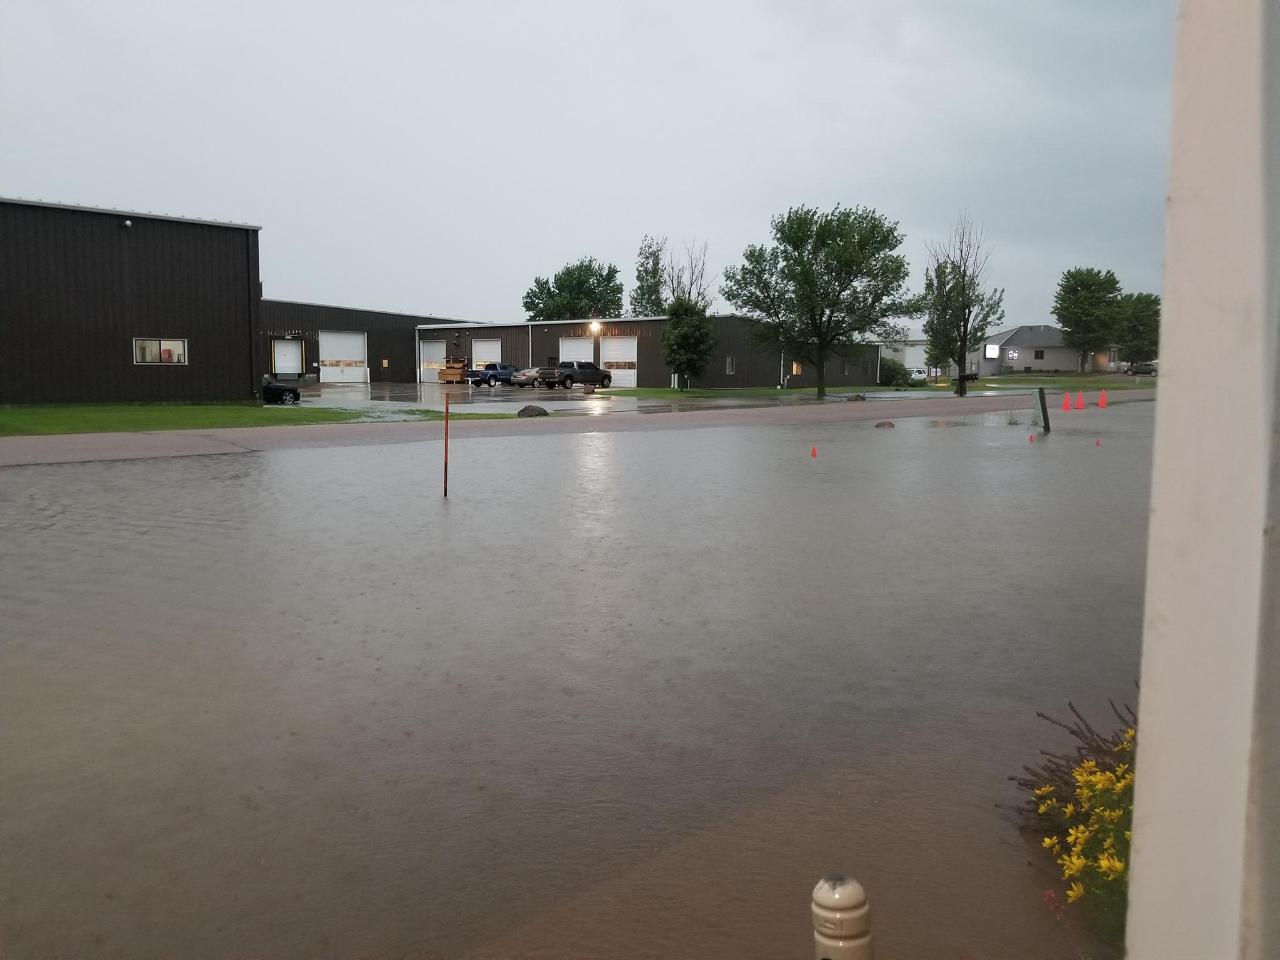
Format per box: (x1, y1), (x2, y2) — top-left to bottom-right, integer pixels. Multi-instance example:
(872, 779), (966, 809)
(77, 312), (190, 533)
(1126, 2), (1279, 959)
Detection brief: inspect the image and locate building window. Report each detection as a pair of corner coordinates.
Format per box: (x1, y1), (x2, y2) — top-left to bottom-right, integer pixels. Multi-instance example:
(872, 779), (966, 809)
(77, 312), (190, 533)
(725, 356), (736, 375)
(133, 338), (187, 364)
(1034, 349), (1045, 360)
(841, 359), (849, 376)
(1109, 348), (1119, 363)
(791, 361), (803, 376)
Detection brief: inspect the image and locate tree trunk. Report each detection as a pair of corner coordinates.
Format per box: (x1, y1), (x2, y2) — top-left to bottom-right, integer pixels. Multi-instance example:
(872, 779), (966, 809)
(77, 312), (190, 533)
(815, 354), (826, 399)
(955, 353), (968, 397)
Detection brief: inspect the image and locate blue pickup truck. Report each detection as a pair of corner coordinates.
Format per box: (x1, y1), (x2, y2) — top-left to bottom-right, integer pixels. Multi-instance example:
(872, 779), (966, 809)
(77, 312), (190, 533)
(468, 362), (520, 387)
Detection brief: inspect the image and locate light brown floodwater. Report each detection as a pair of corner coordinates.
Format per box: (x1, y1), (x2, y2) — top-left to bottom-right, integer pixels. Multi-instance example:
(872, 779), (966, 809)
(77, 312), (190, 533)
(0, 406), (1152, 959)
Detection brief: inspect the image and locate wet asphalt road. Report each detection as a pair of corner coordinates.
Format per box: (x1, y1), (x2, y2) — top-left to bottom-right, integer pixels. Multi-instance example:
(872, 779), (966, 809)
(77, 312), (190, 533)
(0, 404), (1150, 959)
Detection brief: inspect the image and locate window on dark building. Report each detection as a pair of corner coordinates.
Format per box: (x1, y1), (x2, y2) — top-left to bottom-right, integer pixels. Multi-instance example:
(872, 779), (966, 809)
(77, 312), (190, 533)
(1034, 349), (1045, 360)
(841, 359), (849, 376)
(133, 339), (187, 364)
(791, 361), (803, 376)
(725, 356), (736, 375)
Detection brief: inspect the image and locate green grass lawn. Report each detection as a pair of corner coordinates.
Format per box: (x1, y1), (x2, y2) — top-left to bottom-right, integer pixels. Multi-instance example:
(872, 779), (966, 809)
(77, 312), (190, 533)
(606, 376), (1153, 400)
(604, 386), (868, 400)
(403, 409), (516, 421)
(932, 374), (1156, 392)
(0, 405), (369, 436)
(0, 404), (515, 437)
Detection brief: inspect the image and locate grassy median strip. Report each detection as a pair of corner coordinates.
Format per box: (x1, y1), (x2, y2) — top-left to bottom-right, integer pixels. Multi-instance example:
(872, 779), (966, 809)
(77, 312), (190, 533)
(0, 405), (368, 436)
(0, 405), (521, 436)
(934, 375), (1156, 391)
(605, 386), (828, 399)
(403, 409), (517, 421)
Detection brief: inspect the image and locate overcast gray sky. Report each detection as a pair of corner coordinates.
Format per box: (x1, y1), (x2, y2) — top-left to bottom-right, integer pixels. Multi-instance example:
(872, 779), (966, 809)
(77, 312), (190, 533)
(1, 0), (1176, 328)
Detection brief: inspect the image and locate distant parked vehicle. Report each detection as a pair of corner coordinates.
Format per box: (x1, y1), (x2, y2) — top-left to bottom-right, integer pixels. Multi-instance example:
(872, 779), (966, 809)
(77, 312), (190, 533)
(262, 376), (300, 405)
(546, 360), (611, 389)
(1127, 361), (1158, 376)
(468, 362), (520, 387)
(957, 371), (980, 382)
(906, 367), (928, 381)
(510, 367), (547, 388)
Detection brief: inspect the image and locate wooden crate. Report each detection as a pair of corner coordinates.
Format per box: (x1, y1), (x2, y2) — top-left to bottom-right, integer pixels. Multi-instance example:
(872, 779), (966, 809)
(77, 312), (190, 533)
(437, 359), (467, 384)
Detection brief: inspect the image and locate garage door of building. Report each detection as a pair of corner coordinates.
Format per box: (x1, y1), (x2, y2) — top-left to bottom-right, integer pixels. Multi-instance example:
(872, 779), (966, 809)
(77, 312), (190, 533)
(559, 337), (594, 363)
(319, 331), (368, 383)
(601, 336), (638, 388)
(419, 340), (446, 382)
(272, 339), (303, 379)
(472, 339), (502, 368)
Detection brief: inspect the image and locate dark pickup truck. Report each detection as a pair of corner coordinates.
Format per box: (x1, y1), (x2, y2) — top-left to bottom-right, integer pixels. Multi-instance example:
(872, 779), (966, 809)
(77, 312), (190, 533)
(468, 362), (520, 386)
(543, 360), (612, 389)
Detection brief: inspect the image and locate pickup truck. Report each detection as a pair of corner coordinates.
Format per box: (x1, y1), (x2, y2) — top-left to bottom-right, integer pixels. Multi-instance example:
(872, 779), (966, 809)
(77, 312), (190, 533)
(544, 360), (612, 389)
(468, 362), (520, 386)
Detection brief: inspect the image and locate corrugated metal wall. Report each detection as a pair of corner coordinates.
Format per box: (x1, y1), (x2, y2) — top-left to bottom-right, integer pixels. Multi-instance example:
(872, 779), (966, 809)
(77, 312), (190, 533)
(259, 300), (465, 382)
(416, 316), (880, 389)
(416, 325), (534, 373)
(0, 200), (261, 403)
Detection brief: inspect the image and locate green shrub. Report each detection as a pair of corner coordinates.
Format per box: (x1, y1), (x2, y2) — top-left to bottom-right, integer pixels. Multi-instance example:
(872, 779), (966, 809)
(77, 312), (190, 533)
(879, 357), (912, 387)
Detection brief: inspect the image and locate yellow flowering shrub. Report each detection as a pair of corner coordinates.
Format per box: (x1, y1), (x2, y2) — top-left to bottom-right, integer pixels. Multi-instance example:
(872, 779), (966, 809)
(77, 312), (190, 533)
(1014, 702), (1136, 943)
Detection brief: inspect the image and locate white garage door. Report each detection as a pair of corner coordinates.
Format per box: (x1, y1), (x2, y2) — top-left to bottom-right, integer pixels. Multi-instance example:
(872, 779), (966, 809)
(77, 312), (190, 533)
(319, 331), (368, 383)
(472, 339), (502, 367)
(272, 339), (303, 377)
(601, 336), (638, 388)
(559, 337), (594, 363)
(419, 340), (446, 382)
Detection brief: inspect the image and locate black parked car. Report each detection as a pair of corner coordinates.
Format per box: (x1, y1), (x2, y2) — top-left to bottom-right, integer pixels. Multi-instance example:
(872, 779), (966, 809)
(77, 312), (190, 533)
(262, 376), (300, 405)
(1127, 361), (1158, 376)
(545, 360), (612, 389)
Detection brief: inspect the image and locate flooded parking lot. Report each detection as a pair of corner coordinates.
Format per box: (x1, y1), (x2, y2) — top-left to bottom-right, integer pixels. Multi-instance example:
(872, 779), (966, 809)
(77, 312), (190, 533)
(0, 405), (1152, 959)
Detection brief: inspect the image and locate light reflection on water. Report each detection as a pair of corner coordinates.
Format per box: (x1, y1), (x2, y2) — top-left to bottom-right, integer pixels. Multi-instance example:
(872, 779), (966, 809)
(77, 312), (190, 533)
(0, 410), (1150, 960)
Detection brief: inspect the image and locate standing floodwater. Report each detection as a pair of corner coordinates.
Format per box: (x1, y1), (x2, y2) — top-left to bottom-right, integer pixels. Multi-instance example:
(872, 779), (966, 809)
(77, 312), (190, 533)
(0, 407), (1151, 959)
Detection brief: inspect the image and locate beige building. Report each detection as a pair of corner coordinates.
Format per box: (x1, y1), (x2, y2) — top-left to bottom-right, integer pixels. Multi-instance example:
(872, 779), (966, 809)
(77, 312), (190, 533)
(967, 324), (1116, 376)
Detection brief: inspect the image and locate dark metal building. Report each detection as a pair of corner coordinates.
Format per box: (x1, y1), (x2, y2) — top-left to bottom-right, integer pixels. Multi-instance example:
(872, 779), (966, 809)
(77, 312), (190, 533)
(0, 197), (262, 404)
(415, 315), (881, 390)
(259, 300), (466, 384)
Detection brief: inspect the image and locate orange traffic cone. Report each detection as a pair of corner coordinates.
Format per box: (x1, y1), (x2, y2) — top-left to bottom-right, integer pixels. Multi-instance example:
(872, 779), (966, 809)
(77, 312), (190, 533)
(1028, 434), (1035, 443)
(1061, 392), (1071, 413)
(810, 446), (818, 459)
(1098, 389), (1108, 409)
(1075, 391), (1086, 410)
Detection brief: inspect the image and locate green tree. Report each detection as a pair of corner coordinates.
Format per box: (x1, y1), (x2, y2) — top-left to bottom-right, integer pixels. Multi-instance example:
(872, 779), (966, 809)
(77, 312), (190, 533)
(523, 257), (623, 323)
(629, 235), (668, 317)
(720, 205), (913, 397)
(662, 296), (717, 389)
(1115, 291), (1160, 363)
(1052, 267), (1122, 371)
(920, 215), (1005, 396)
(923, 338), (950, 379)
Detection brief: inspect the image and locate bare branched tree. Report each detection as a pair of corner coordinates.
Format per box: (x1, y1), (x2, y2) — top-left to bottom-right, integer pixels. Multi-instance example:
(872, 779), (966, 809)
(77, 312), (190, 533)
(921, 213), (1005, 397)
(664, 240), (713, 310)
